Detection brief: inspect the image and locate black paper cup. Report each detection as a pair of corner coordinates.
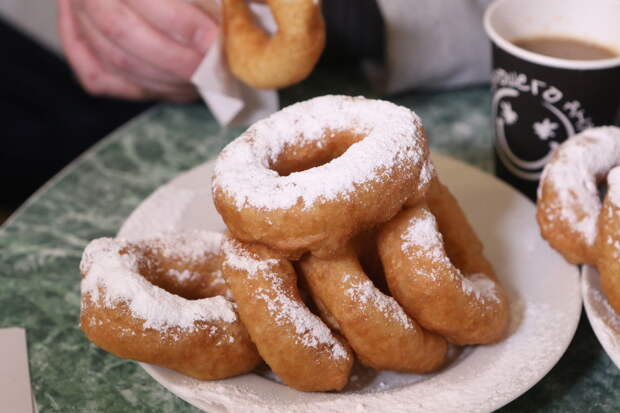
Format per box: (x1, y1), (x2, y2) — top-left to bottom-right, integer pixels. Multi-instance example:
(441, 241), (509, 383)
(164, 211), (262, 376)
(484, 0), (620, 200)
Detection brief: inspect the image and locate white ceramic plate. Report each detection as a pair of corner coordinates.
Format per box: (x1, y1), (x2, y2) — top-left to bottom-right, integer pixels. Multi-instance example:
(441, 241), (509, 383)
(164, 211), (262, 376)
(582, 265), (620, 369)
(118, 153), (582, 413)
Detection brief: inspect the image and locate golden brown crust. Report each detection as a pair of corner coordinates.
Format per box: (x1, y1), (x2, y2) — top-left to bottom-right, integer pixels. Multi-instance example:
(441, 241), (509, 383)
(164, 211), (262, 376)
(299, 244), (448, 373)
(214, 157), (425, 259)
(223, 0), (325, 89)
(212, 96), (432, 259)
(537, 178), (598, 266)
(79, 234), (261, 380)
(81, 295), (260, 380)
(221, 236), (354, 391)
(377, 179), (510, 346)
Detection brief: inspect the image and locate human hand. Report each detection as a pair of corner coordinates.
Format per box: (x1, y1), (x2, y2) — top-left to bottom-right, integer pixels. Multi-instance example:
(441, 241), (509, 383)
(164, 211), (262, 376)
(58, 0), (217, 102)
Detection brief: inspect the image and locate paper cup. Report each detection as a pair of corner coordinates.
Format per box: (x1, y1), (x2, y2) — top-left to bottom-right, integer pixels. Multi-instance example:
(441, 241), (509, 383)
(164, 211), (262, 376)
(484, 0), (620, 199)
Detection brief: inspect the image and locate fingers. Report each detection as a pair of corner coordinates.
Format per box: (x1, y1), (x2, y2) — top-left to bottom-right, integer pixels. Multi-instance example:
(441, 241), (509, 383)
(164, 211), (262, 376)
(77, 8), (188, 89)
(57, 0), (150, 100)
(126, 0), (218, 54)
(76, 0), (205, 79)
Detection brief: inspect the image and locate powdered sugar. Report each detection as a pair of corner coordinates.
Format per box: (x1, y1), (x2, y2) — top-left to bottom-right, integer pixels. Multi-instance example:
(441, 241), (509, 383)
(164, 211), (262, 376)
(213, 95), (427, 211)
(460, 273), (501, 303)
(539, 126), (620, 246)
(223, 243), (279, 276)
(222, 238), (349, 360)
(146, 230), (223, 263)
(399, 208), (499, 302)
(80, 236), (237, 335)
(417, 159), (436, 192)
(167, 268), (196, 283)
(345, 278), (413, 328)
(400, 208), (451, 279)
(258, 272), (349, 359)
(607, 166), (620, 207)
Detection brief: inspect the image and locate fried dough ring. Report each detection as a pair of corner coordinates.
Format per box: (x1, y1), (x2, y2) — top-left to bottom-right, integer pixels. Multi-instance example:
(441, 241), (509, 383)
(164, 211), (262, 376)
(596, 167), (620, 314)
(537, 126), (620, 265)
(223, 0), (325, 89)
(221, 235), (354, 391)
(213, 95), (432, 258)
(378, 179), (510, 345)
(79, 231), (261, 380)
(299, 243), (448, 373)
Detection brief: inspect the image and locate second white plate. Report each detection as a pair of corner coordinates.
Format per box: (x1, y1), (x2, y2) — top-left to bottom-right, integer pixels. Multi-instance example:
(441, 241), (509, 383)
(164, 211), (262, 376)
(582, 265), (620, 369)
(118, 153), (582, 413)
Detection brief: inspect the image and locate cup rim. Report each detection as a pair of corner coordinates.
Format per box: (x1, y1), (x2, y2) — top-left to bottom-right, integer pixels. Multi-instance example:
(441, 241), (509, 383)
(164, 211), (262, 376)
(483, 0), (620, 70)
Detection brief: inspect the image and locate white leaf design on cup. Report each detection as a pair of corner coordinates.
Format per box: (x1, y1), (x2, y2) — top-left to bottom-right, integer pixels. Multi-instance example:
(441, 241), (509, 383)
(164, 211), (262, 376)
(533, 118), (559, 141)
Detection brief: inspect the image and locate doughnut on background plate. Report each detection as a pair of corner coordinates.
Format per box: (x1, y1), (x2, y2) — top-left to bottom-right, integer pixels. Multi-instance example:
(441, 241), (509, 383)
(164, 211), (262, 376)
(118, 153), (581, 413)
(582, 265), (620, 369)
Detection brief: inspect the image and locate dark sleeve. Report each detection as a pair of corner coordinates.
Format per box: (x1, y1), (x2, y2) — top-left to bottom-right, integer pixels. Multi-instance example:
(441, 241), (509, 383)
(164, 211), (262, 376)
(320, 0), (386, 65)
(0, 16), (152, 206)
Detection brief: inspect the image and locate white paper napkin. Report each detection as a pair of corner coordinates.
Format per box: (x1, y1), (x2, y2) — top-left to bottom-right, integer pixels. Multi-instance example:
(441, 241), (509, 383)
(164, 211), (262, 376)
(190, 0), (279, 126)
(0, 328), (35, 413)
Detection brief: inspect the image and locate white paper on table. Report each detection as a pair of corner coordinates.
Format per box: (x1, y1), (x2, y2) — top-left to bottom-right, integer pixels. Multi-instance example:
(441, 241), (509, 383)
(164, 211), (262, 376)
(190, 0), (279, 126)
(0, 328), (35, 413)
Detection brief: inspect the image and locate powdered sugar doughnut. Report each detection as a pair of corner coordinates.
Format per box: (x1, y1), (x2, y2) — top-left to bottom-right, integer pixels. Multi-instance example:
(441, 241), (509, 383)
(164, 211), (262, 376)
(378, 179), (510, 345)
(596, 167), (620, 315)
(537, 126), (620, 265)
(213, 95), (431, 258)
(221, 235), (354, 391)
(80, 231), (261, 380)
(299, 243), (448, 373)
(223, 0), (325, 89)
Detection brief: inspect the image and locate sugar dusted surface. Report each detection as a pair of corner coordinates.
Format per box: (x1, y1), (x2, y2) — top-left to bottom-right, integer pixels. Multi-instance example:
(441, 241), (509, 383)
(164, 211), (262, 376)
(400, 208), (451, 280)
(222, 238), (349, 360)
(461, 273), (501, 303)
(344, 277), (413, 328)
(81, 235), (237, 334)
(213, 95), (426, 210)
(607, 166), (620, 207)
(400, 209), (499, 303)
(539, 126), (620, 245)
(417, 159), (436, 192)
(146, 230), (222, 263)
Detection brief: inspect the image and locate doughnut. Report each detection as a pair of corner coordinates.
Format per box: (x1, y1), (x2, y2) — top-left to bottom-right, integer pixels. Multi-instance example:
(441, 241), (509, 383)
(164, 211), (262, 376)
(221, 235), (354, 391)
(537, 126), (620, 265)
(299, 243), (448, 373)
(223, 0), (325, 89)
(596, 167), (620, 314)
(212, 95), (432, 258)
(79, 231), (261, 380)
(378, 179), (510, 345)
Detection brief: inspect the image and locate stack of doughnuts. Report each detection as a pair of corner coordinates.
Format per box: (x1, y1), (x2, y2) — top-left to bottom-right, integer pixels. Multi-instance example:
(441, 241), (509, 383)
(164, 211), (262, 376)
(537, 126), (620, 315)
(80, 95), (510, 392)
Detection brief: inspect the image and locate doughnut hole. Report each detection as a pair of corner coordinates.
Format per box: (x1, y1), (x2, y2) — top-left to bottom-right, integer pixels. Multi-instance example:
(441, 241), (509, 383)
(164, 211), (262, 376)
(270, 129), (364, 176)
(122, 245), (228, 301)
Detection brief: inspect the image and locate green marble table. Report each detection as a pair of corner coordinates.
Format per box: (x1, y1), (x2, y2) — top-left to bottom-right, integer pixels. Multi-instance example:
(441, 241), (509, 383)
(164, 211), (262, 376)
(2, 85), (619, 412)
